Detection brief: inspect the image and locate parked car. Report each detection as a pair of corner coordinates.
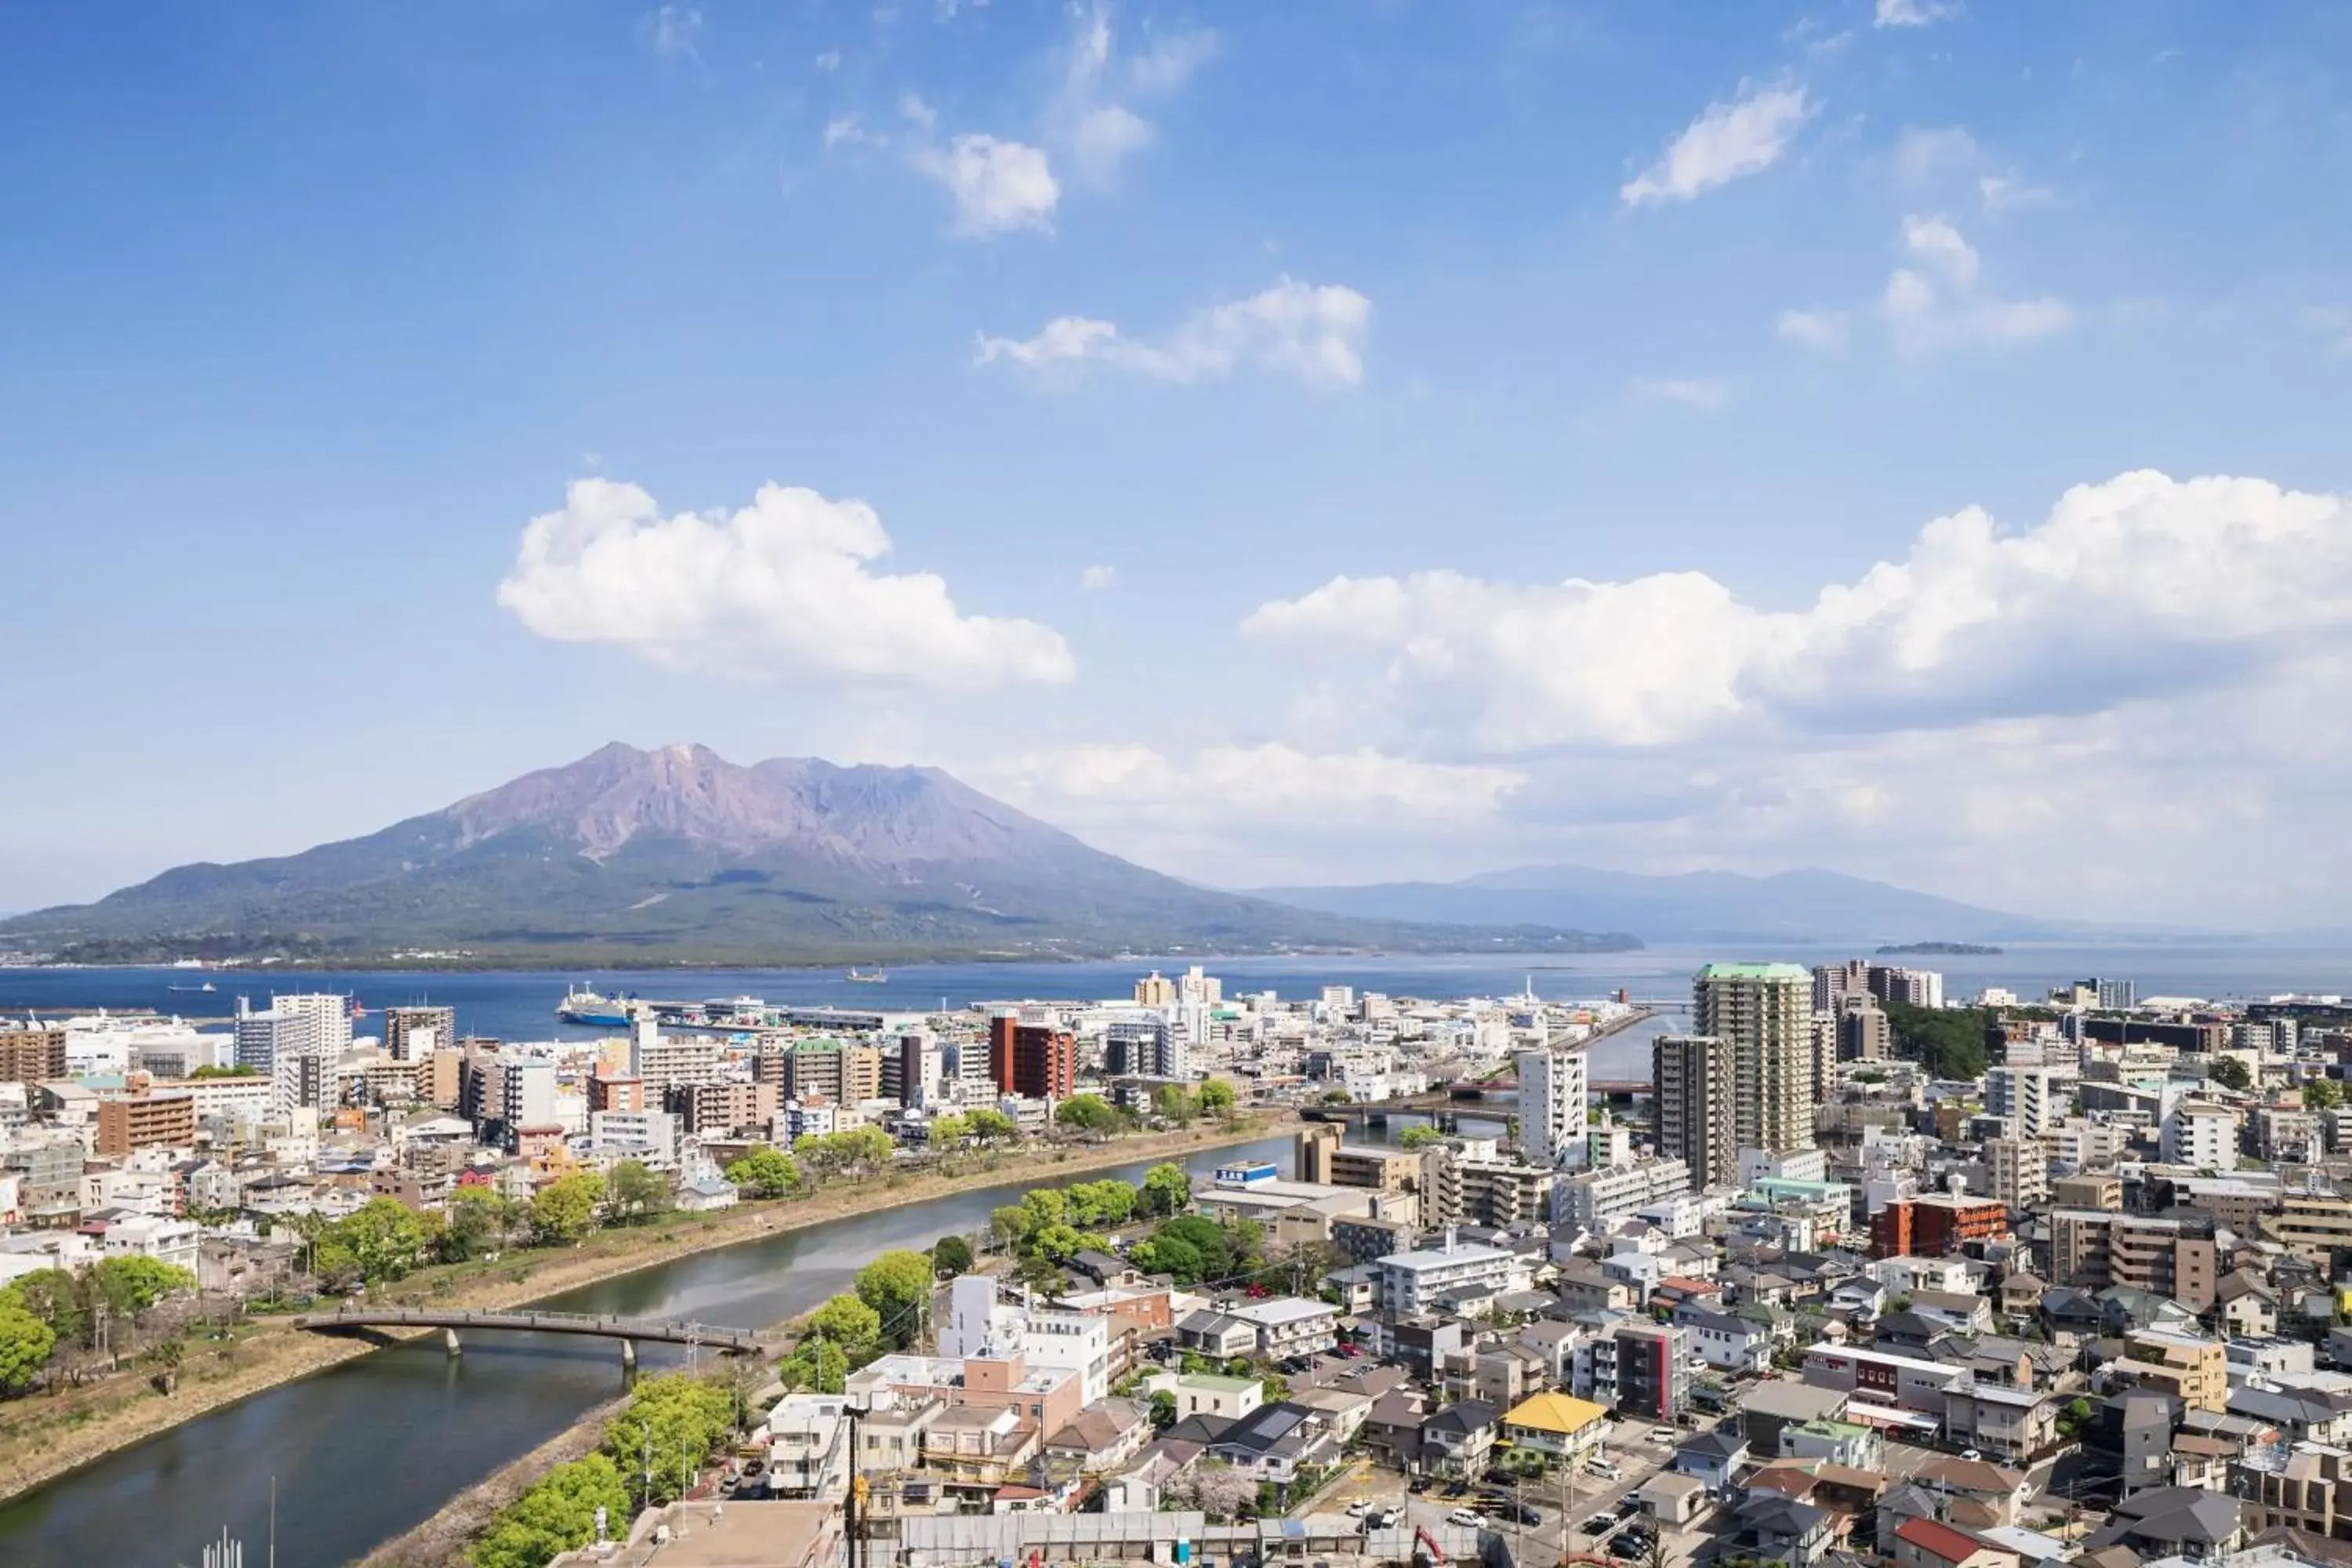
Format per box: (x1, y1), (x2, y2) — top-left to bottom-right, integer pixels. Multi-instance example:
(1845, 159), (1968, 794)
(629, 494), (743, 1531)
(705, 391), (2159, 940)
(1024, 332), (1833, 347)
(1649, 1427), (1677, 1445)
(1494, 1502), (1541, 1526)
(1448, 1508), (1485, 1529)
(1583, 1514), (1618, 1536)
(1586, 1459), (1624, 1480)
(1346, 1501), (1370, 1518)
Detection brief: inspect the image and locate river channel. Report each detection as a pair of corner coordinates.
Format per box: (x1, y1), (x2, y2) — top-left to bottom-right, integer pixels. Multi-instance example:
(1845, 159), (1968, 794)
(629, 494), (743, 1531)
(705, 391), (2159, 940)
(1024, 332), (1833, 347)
(0, 1129), (1403, 1566)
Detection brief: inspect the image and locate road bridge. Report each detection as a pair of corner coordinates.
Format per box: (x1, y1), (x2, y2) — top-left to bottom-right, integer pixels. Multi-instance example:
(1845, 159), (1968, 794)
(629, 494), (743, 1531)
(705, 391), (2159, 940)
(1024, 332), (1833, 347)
(289, 1305), (769, 1363)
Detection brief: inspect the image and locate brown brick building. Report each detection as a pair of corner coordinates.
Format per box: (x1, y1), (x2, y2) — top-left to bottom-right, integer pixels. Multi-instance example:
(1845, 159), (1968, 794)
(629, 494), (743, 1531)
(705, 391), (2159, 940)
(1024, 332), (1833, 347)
(96, 1093), (197, 1157)
(0, 1028), (67, 1085)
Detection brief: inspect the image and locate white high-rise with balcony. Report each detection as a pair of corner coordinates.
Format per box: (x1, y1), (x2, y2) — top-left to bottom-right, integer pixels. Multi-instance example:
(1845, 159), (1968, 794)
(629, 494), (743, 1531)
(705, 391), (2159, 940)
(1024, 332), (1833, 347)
(1517, 1044), (1591, 1171)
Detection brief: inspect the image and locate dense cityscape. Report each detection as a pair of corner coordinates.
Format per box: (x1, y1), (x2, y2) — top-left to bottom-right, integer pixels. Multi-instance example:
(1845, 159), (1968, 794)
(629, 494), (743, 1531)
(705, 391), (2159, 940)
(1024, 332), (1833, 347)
(5, 955), (2352, 1568)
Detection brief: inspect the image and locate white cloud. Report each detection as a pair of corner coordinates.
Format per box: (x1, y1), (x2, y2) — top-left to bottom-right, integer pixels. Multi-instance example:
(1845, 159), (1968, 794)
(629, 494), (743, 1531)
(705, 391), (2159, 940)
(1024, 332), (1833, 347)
(1242, 470), (2352, 753)
(1875, 0), (1962, 27)
(823, 114), (874, 149)
(1892, 125), (1979, 186)
(978, 742), (1528, 859)
(496, 478), (1074, 689)
(898, 91), (938, 131)
(1130, 27), (1218, 94)
(1072, 105), (1152, 183)
(977, 278), (1372, 387)
(1630, 376), (1730, 410)
(913, 134), (1060, 235)
(1621, 82), (1816, 207)
(1079, 564), (1119, 591)
(1784, 215), (2070, 356)
(815, 49), (842, 71)
(645, 5), (704, 60)
(1978, 173), (2055, 212)
(1776, 309), (1850, 350)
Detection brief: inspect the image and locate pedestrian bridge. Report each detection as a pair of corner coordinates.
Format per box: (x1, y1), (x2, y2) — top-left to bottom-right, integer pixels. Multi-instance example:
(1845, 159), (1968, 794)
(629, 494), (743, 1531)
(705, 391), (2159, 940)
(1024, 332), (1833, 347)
(289, 1305), (768, 1358)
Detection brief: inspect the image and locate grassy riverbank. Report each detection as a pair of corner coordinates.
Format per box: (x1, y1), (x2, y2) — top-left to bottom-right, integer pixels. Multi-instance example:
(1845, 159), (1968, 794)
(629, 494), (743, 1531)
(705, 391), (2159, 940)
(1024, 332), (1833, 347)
(0, 1112), (1297, 1508)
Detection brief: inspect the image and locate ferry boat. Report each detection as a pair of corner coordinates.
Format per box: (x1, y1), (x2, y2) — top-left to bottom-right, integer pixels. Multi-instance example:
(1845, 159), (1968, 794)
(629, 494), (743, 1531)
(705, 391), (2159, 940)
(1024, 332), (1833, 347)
(554, 986), (632, 1027)
(845, 968), (887, 983)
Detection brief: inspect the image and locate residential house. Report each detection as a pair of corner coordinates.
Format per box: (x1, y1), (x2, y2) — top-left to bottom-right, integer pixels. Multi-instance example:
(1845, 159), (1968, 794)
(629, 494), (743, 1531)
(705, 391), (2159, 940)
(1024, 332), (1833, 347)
(1418, 1399), (1501, 1482)
(1893, 1516), (2024, 1568)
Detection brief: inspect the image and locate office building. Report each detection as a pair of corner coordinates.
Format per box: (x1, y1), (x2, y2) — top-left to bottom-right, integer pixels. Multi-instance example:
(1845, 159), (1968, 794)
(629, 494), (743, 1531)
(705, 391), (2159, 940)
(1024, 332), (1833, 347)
(1518, 1045), (1592, 1171)
(1693, 963), (1815, 1156)
(989, 1017), (1076, 1102)
(1653, 1032), (1739, 1186)
(380, 1005), (455, 1064)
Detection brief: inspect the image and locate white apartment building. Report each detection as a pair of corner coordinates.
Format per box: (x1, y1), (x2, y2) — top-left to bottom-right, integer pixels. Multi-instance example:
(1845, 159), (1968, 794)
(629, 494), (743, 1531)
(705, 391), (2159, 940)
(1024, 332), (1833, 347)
(1987, 1065), (2077, 1138)
(1556, 1158), (1692, 1229)
(2048, 1116), (2130, 1171)
(1372, 1230), (1523, 1314)
(628, 1017), (722, 1090)
(2162, 1102), (2241, 1172)
(937, 1276), (1111, 1406)
(500, 1058), (557, 1127)
(1227, 1297), (1339, 1360)
(589, 1109), (681, 1165)
(1987, 1136), (2049, 1210)
(1517, 1044), (1592, 1171)
(100, 1214), (199, 1273)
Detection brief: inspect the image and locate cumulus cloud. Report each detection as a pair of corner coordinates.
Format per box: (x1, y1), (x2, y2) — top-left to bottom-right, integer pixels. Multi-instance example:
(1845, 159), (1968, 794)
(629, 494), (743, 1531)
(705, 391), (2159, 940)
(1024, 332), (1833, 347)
(912, 134), (1060, 235)
(977, 742), (1529, 875)
(1242, 470), (2352, 753)
(1050, 7), (1215, 183)
(1079, 564), (1119, 591)
(1630, 376), (1730, 410)
(496, 479), (1074, 689)
(976, 278), (1372, 387)
(1782, 215), (2071, 356)
(1621, 82), (1815, 207)
(1876, 0), (1962, 26)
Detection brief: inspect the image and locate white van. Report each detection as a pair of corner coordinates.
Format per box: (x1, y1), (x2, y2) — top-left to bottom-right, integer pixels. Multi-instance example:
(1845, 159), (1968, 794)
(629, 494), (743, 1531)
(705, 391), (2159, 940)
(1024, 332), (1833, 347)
(1585, 1458), (1623, 1481)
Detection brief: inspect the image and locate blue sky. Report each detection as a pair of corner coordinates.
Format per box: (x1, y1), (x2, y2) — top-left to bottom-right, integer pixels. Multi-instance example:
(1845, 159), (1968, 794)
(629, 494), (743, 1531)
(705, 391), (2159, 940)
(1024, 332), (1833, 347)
(3, 0), (2350, 925)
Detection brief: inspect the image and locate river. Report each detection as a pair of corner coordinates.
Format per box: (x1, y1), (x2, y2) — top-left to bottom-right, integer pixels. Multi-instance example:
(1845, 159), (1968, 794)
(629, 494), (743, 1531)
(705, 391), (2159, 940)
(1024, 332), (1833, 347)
(0, 1133), (1320, 1566)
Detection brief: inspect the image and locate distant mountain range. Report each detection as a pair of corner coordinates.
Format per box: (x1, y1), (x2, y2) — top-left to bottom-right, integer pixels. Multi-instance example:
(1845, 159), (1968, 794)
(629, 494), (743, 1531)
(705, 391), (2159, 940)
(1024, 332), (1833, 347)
(1254, 863), (2069, 945)
(0, 743), (1635, 965)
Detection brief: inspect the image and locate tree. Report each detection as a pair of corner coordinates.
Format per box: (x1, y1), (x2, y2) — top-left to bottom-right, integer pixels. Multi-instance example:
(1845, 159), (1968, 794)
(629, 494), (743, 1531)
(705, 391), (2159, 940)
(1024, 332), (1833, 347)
(1129, 1233), (1203, 1283)
(1032, 1223), (1105, 1264)
(531, 1171), (606, 1244)
(12, 1269), (88, 1347)
(1148, 1389), (1177, 1429)
(1197, 1080), (1236, 1118)
(0, 1304), (55, 1394)
(926, 1112), (971, 1149)
(2212, 1055), (2252, 1091)
(1019, 1187), (1070, 1231)
(1152, 1084), (1200, 1126)
(604, 1160), (673, 1226)
(724, 1145), (801, 1199)
(1140, 1162), (1192, 1218)
(329, 1200), (430, 1284)
(1065, 1179), (1136, 1229)
(443, 1185), (517, 1261)
(830, 1125), (895, 1172)
(804, 1293), (882, 1360)
(187, 1064), (259, 1079)
(1883, 1000), (1991, 1080)
(931, 1236), (975, 1278)
(472, 1453), (633, 1568)
(606, 1374), (736, 1510)
(2058, 1396), (2096, 1443)
(2308, 1077), (2345, 1111)
(1399, 1124), (1448, 1149)
(964, 1108), (1020, 1145)
(151, 1336), (185, 1395)
(776, 1335), (849, 1395)
(1056, 1094), (1122, 1133)
(855, 1250), (935, 1345)
(1157, 1214), (1238, 1280)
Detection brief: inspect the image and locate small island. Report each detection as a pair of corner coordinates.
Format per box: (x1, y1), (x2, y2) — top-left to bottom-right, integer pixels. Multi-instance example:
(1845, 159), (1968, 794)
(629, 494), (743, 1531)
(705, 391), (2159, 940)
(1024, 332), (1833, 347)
(1877, 940), (2003, 956)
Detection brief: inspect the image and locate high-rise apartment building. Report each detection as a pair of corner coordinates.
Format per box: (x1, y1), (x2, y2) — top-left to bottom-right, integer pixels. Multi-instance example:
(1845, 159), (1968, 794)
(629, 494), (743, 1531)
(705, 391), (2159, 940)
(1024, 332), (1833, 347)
(1987, 1064), (2074, 1138)
(1516, 1045), (1591, 1171)
(989, 1016), (1076, 1101)
(96, 1093), (197, 1157)
(1986, 1136), (2049, 1212)
(1693, 963), (1816, 1157)
(383, 1005), (456, 1064)
(1837, 995), (1890, 1061)
(1653, 1033), (1739, 1187)
(1133, 971), (1176, 1007)
(0, 1028), (67, 1085)
(1813, 959), (1873, 1014)
(1868, 966), (1945, 1011)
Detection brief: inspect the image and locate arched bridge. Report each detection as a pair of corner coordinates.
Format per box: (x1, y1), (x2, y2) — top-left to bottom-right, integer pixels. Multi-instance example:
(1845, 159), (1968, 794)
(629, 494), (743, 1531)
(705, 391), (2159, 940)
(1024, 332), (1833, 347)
(289, 1305), (768, 1360)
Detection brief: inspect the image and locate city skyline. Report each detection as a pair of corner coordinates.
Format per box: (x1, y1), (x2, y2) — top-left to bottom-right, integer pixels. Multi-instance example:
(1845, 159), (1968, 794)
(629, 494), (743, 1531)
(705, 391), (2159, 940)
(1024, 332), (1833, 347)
(5, 3), (2351, 925)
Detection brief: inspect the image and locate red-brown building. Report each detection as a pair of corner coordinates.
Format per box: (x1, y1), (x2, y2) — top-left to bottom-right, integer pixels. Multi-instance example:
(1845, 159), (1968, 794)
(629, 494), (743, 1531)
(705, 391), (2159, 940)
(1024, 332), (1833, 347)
(988, 1016), (1076, 1101)
(1869, 1194), (2008, 1258)
(588, 1069), (645, 1113)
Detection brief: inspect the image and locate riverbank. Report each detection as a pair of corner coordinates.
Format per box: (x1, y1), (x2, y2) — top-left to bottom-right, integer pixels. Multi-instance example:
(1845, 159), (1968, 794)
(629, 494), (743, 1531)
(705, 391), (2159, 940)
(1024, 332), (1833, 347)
(0, 1112), (1297, 1508)
(356, 1389), (633, 1567)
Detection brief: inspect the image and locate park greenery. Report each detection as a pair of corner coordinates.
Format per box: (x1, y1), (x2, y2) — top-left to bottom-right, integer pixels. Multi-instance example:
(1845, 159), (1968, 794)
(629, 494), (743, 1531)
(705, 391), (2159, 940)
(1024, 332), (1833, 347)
(0, 1255), (198, 1395)
(466, 1372), (738, 1568)
(1883, 1000), (1993, 1080)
